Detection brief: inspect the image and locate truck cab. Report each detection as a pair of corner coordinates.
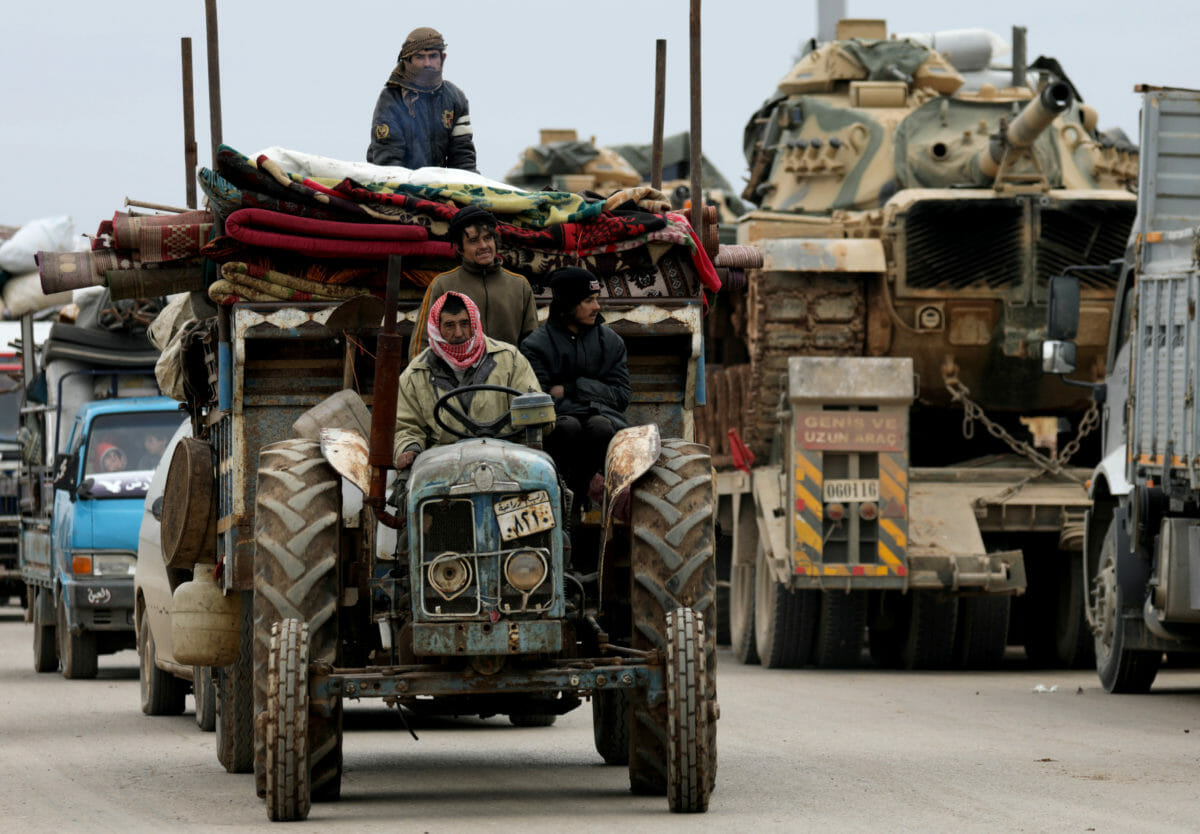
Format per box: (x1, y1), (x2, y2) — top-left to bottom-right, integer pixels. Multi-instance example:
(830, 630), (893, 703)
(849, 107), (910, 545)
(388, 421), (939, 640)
(25, 395), (184, 678)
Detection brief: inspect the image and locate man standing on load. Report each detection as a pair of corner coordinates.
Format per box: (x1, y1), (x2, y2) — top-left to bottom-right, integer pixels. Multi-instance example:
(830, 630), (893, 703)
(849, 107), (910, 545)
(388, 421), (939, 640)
(367, 26), (477, 172)
(410, 205), (538, 357)
(393, 291), (541, 471)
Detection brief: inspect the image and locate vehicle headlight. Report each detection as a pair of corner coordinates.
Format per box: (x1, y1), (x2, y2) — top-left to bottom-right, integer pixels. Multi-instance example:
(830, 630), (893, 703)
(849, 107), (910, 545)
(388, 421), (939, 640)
(504, 549), (547, 594)
(92, 554), (136, 576)
(428, 553), (472, 599)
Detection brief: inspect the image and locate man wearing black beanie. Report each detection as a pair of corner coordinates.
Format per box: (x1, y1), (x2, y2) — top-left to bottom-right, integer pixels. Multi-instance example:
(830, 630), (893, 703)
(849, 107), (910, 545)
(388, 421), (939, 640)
(520, 267), (631, 508)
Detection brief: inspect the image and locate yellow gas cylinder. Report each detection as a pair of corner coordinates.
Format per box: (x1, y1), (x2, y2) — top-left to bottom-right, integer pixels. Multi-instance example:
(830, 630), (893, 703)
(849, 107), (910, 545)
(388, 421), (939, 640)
(171, 562), (241, 666)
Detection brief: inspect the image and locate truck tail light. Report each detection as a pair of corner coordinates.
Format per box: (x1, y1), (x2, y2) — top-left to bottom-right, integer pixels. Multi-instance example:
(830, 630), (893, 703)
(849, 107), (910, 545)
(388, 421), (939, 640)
(859, 501), (878, 521)
(826, 502), (845, 521)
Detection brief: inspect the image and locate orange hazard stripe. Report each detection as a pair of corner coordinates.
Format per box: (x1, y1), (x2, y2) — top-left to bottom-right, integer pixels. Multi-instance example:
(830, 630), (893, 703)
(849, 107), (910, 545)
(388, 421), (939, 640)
(795, 564), (897, 577)
(794, 447), (823, 565)
(879, 453), (907, 488)
(879, 521), (906, 553)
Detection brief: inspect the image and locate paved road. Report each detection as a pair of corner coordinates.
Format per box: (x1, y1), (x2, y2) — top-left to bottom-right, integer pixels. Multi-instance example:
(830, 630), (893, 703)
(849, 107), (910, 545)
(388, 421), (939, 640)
(1, 607), (1199, 832)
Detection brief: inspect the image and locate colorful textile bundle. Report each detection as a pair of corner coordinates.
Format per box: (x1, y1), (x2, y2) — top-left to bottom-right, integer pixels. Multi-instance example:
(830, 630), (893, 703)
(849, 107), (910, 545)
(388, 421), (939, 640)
(209, 261), (374, 306)
(109, 210), (213, 261)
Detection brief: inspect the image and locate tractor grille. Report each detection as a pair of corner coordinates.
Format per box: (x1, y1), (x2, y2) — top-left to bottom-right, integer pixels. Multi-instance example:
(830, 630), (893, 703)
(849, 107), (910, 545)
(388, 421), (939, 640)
(898, 197), (1132, 295)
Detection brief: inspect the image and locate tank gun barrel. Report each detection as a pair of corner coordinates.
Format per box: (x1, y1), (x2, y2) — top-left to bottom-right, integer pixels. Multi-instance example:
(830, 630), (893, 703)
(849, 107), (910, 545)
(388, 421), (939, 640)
(976, 81), (1073, 179)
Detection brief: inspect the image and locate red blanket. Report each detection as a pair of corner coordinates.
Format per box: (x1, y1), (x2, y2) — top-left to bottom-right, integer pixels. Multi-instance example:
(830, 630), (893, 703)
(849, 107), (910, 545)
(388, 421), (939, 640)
(224, 208), (455, 260)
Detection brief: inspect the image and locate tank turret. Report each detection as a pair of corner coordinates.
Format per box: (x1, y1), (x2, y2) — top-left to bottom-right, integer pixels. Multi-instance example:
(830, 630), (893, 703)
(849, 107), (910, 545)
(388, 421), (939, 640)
(974, 80), (1074, 182)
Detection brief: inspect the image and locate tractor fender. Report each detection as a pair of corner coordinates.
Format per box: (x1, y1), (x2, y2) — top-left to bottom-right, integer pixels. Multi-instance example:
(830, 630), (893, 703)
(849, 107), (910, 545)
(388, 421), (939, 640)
(320, 428), (370, 495)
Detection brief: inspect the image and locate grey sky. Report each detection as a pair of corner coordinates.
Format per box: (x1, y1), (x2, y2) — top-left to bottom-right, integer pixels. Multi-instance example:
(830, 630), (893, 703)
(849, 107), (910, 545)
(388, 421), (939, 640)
(2, 1), (1196, 239)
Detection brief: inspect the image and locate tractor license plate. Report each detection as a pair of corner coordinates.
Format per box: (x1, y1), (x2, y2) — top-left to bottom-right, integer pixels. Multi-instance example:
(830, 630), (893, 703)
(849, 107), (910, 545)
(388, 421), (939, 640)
(495, 490), (555, 541)
(822, 479), (879, 502)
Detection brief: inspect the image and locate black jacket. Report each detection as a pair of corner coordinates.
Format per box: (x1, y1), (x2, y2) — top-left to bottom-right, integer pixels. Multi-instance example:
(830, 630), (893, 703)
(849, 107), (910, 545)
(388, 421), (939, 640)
(520, 315), (631, 428)
(366, 80), (477, 171)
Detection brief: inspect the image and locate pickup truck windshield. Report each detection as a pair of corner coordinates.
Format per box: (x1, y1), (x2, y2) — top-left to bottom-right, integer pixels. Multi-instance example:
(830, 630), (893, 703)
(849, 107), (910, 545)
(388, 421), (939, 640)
(85, 411), (186, 477)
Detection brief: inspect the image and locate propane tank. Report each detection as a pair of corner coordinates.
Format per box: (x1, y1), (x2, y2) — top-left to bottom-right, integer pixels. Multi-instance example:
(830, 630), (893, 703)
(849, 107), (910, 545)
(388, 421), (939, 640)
(171, 562), (241, 666)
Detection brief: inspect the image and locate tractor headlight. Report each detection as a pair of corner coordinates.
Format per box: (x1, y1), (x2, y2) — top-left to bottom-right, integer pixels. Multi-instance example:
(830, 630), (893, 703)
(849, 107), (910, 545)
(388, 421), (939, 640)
(504, 549), (547, 593)
(428, 552), (472, 599)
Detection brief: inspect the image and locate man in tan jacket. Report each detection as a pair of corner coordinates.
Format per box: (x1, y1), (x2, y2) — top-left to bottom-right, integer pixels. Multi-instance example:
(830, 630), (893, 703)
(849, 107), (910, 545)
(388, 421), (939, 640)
(394, 291), (541, 470)
(410, 205), (537, 358)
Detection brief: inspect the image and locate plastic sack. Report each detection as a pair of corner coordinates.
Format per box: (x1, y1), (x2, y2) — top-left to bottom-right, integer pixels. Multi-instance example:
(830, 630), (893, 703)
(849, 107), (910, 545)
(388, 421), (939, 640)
(0, 215), (76, 273)
(2, 272), (73, 317)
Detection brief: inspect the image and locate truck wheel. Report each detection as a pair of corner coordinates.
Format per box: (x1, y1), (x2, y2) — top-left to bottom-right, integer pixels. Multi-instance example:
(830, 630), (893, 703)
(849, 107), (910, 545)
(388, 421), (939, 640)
(32, 588), (57, 673)
(265, 619), (311, 822)
(216, 594), (254, 773)
(665, 608), (711, 813)
(867, 591), (907, 668)
(729, 499), (759, 665)
(57, 593), (97, 679)
(954, 596), (1011, 669)
(139, 614), (186, 715)
(1055, 551), (1095, 668)
(254, 439), (343, 803)
(1093, 519), (1160, 693)
(901, 591), (958, 670)
(592, 689), (631, 764)
(628, 440), (717, 798)
(813, 590), (866, 668)
(194, 666), (216, 731)
(754, 541), (817, 668)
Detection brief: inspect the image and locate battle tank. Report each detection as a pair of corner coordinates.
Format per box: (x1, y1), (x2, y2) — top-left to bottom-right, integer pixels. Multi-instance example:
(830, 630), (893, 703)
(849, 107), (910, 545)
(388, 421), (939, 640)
(703, 19), (1138, 670)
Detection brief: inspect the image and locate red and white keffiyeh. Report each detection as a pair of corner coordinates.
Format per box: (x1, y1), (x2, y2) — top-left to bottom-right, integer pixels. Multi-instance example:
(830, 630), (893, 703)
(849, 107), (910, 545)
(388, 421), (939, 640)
(427, 291), (486, 370)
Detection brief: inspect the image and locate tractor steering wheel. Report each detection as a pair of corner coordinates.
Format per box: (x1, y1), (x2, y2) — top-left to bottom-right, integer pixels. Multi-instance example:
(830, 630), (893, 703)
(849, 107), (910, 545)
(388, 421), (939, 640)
(432, 383), (525, 440)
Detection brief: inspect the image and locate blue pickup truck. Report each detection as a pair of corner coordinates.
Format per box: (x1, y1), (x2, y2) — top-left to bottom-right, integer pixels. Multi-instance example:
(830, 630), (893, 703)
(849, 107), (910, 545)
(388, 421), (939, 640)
(22, 394), (185, 678)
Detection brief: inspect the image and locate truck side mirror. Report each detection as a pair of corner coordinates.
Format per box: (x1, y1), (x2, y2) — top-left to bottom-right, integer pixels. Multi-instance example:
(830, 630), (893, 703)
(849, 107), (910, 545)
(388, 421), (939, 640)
(52, 452), (77, 493)
(76, 477), (95, 501)
(1046, 273), (1080, 341)
(1042, 340), (1077, 375)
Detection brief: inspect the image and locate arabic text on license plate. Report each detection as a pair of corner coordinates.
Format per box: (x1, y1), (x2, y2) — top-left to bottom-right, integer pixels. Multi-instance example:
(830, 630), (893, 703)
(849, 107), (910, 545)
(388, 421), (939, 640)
(495, 490), (555, 541)
(822, 479), (879, 502)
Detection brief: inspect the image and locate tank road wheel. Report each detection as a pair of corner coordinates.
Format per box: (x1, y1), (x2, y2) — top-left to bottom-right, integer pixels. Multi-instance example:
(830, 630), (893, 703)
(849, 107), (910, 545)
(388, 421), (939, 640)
(729, 499), (759, 665)
(140, 614), (186, 715)
(665, 608), (712, 813)
(1093, 520), (1160, 694)
(954, 596), (1011, 669)
(901, 591), (958, 670)
(265, 618), (311, 822)
(216, 594), (254, 773)
(254, 439), (343, 802)
(628, 440), (718, 799)
(754, 542), (817, 668)
(194, 665), (217, 731)
(592, 689), (631, 765)
(813, 591), (867, 668)
(57, 592), (97, 679)
(32, 588), (57, 673)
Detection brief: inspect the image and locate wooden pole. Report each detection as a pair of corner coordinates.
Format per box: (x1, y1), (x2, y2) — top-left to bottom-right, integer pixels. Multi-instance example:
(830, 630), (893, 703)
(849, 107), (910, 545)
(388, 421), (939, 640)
(180, 37), (198, 209)
(688, 0), (704, 245)
(651, 39), (666, 191)
(204, 0), (224, 164)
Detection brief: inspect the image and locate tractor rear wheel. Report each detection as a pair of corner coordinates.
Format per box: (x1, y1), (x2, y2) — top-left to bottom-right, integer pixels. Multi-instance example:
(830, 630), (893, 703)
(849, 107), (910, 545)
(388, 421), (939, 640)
(628, 440), (718, 799)
(253, 439), (344, 802)
(265, 618), (311, 822)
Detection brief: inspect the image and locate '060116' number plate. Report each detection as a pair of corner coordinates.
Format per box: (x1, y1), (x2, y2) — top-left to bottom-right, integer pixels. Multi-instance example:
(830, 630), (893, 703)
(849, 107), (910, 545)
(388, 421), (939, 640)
(494, 490), (555, 541)
(822, 479), (879, 502)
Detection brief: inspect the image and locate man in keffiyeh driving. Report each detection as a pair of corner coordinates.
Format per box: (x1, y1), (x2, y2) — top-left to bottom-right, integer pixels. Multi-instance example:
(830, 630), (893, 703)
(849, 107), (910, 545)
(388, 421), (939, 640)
(393, 291), (542, 470)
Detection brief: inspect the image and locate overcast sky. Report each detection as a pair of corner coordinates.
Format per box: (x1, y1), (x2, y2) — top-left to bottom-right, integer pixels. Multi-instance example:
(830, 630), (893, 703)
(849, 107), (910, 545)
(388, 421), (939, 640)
(2, 1), (1197, 239)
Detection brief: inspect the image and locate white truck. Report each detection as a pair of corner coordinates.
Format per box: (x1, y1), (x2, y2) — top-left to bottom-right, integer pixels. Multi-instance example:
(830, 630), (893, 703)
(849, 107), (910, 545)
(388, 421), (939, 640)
(1043, 85), (1200, 692)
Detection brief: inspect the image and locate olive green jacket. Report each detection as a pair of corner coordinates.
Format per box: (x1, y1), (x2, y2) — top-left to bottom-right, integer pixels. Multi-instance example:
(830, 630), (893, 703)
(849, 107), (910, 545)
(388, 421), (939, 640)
(409, 262), (539, 359)
(393, 336), (542, 463)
